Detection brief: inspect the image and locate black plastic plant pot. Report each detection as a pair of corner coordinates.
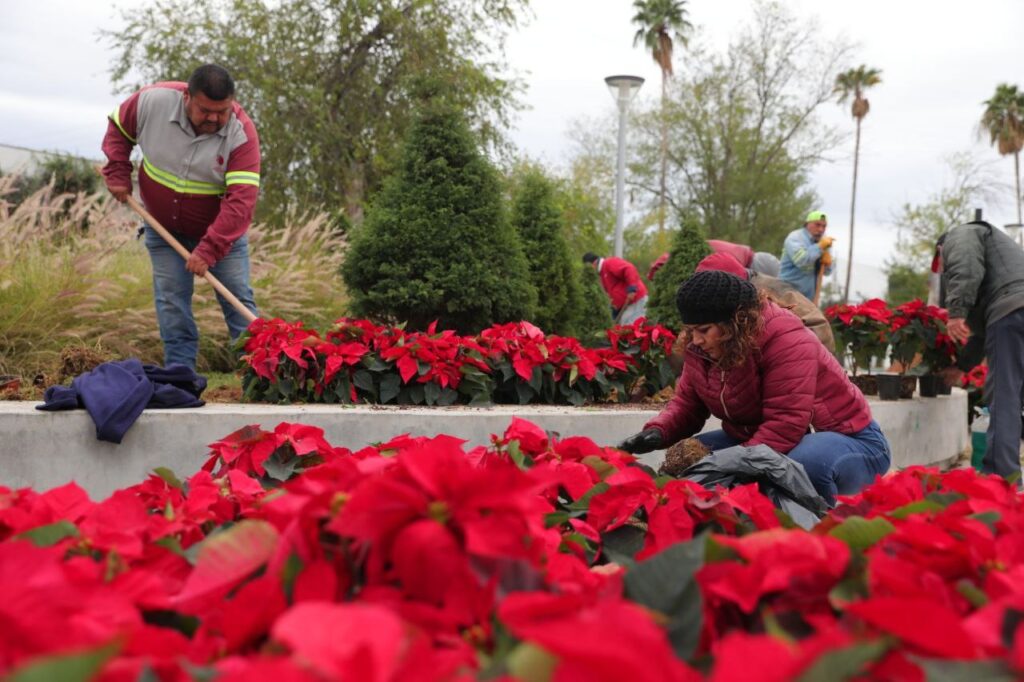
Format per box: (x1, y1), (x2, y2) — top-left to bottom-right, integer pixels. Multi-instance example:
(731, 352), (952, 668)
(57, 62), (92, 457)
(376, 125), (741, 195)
(918, 374), (940, 398)
(876, 373), (901, 401)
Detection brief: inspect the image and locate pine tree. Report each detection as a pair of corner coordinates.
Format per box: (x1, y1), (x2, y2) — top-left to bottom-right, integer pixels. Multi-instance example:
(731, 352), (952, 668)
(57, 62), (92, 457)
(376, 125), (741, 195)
(342, 101), (536, 333)
(646, 218), (711, 327)
(510, 168), (583, 335)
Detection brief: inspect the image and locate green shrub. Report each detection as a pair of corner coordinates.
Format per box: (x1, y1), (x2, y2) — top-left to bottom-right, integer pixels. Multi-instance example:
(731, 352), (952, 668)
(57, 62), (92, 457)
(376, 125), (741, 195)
(509, 168), (583, 336)
(576, 265), (614, 345)
(343, 101), (536, 334)
(646, 218), (712, 327)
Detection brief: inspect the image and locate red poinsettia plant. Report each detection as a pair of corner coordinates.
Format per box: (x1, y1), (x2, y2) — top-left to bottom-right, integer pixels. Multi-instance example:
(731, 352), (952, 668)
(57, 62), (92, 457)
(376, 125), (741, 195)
(240, 317), (323, 403)
(239, 318), (651, 407)
(888, 299), (958, 374)
(961, 363), (987, 390)
(921, 320), (959, 373)
(6, 418), (1024, 680)
(606, 318), (678, 397)
(825, 299), (892, 375)
(478, 321), (630, 405)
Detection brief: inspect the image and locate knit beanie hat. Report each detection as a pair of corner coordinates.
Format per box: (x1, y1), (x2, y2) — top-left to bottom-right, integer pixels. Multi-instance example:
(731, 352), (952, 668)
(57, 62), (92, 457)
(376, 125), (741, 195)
(676, 270), (758, 325)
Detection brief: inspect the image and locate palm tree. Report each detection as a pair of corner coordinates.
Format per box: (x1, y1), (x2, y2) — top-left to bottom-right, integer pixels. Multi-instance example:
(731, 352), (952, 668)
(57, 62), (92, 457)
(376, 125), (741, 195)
(980, 84), (1024, 227)
(632, 0), (692, 235)
(834, 65), (882, 303)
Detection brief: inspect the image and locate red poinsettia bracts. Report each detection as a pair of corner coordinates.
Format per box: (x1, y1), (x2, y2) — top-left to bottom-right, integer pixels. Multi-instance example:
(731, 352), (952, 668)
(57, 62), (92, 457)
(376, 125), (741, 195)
(963, 364), (988, 389)
(607, 317), (677, 356)
(8, 418), (1024, 679)
(826, 298), (893, 326)
(888, 299), (959, 371)
(241, 317), (322, 382)
(825, 299), (894, 374)
(379, 327), (491, 390)
(241, 318), (653, 406)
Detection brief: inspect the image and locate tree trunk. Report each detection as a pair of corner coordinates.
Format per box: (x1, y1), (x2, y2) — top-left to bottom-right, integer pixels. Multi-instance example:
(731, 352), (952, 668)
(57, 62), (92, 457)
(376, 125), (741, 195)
(659, 72), (668, 235)
(345, 159), (365, 224)
(1015, 150), (1022, 229)
(843, 117), (862, 303)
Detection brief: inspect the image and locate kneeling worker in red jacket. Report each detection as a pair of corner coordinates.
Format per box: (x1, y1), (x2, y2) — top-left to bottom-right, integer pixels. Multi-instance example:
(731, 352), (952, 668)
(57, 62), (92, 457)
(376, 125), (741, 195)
(618, 270), (890, 504)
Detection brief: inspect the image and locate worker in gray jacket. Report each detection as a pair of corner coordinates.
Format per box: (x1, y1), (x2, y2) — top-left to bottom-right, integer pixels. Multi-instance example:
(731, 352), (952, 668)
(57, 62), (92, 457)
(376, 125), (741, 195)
(938, 220), (1024, 480)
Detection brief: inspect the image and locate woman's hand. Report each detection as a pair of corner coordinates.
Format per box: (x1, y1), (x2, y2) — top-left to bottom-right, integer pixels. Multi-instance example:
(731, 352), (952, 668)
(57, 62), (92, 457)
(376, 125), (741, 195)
(618, 428), (664, 454)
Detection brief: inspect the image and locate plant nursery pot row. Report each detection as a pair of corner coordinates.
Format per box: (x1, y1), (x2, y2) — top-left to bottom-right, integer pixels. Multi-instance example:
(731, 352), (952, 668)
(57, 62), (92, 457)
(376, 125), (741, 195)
(851, 373), (951, 400)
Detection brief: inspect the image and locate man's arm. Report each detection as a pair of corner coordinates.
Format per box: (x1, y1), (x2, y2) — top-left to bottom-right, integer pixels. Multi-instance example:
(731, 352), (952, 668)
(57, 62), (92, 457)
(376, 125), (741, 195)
(783, 231), (822, 272)
(101, 92), (142, 202)
(191, 115), (262, 268)
(941, 226), (986, 322)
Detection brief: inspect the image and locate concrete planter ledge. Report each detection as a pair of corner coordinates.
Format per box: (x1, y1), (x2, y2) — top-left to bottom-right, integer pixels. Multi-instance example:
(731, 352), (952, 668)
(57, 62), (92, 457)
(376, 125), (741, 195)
(0, 390), (969, 499)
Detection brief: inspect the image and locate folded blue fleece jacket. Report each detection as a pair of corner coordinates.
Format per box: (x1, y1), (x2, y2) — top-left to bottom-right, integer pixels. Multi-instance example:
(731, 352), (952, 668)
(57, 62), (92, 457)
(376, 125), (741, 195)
(37, 359), (207, 444)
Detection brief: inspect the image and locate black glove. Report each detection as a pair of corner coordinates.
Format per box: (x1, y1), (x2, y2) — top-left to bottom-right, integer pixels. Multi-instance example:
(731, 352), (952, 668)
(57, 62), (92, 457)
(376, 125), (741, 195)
(618, 428), (663, 454)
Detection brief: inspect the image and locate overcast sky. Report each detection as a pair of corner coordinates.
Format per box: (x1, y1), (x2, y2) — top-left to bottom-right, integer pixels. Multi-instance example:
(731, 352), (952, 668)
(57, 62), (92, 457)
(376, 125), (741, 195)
(1, 0), (1022, 297)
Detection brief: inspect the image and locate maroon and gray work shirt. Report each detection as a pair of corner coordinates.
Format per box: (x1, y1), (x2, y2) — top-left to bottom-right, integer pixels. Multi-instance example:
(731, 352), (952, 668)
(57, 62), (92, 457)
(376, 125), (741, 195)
(101, 81), (261, 266)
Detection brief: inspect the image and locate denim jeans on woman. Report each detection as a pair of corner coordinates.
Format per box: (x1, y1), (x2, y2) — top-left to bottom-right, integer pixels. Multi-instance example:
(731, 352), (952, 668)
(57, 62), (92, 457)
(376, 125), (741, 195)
(143, 225), (258, 370)
(694, 420), (891, 505)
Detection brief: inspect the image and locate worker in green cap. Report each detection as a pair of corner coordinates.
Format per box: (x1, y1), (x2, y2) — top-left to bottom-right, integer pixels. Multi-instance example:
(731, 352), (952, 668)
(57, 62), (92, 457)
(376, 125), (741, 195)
(779, 210), (833, 303)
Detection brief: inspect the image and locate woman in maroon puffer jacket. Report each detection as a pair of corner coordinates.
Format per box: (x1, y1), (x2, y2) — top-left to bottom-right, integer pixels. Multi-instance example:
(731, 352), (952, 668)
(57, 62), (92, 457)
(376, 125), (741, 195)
(619, 270), (891, 504)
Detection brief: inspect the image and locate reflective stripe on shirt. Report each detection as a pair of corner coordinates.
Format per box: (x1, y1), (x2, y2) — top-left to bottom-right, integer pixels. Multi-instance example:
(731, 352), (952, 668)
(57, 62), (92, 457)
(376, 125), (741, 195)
(225, 170), (260, 187)
(142, 156), (226, 195)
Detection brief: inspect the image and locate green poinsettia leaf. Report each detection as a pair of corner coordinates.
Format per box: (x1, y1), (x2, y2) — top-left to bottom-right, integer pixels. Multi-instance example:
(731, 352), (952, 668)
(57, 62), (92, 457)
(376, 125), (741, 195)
(14, 521), (79, 547)
(8, 642), (119, 682)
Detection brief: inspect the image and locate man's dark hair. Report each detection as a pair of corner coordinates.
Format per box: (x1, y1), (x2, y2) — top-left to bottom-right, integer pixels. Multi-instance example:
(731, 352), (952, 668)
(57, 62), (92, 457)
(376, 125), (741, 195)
(187, 64), (235, 101)
(582, 252), (599, 264)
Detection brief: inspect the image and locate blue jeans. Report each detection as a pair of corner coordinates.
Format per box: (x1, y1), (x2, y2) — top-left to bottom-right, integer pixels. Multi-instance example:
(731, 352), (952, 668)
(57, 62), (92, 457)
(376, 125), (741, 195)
(696, 420), (891, 504)
(984, 308), (1024, 480)
(144, 225), (258, 370)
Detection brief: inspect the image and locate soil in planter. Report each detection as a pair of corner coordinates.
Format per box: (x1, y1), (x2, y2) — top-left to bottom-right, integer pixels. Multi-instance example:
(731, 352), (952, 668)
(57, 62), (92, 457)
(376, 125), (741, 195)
(659, 437), (711, 477)
(204, 385), (244, 402)
(849, 374), (878, 396)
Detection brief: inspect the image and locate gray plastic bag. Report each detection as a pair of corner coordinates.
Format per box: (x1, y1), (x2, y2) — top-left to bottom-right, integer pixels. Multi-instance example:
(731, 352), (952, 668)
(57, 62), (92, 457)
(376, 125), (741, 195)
(682, 444), (828, 529)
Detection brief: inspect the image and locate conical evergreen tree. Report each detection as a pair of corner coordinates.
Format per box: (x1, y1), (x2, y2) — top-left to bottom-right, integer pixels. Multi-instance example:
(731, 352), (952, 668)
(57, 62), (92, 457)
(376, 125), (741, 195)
(646, 218), (711, 327)
(510, 168), (583, 336)
(576, 265), (614, 344)
(343, 101), (536, 333)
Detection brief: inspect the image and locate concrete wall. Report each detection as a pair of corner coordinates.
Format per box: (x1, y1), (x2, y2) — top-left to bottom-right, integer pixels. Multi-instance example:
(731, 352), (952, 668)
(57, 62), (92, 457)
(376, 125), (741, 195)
(0, 390), (969, 499)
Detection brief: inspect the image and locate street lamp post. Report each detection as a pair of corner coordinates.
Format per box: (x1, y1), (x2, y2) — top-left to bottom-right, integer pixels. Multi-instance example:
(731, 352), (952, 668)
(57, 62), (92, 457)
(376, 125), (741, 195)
(605, 75), (644, 258)
(1005, 223), (1024, 247)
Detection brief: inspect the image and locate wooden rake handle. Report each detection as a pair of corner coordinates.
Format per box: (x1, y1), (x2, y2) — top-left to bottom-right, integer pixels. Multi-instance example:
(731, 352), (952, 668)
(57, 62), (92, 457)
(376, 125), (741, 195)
(813, 264), (825, 306)
(125, 195), (258, 323)
(96, 163), (257, 322)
